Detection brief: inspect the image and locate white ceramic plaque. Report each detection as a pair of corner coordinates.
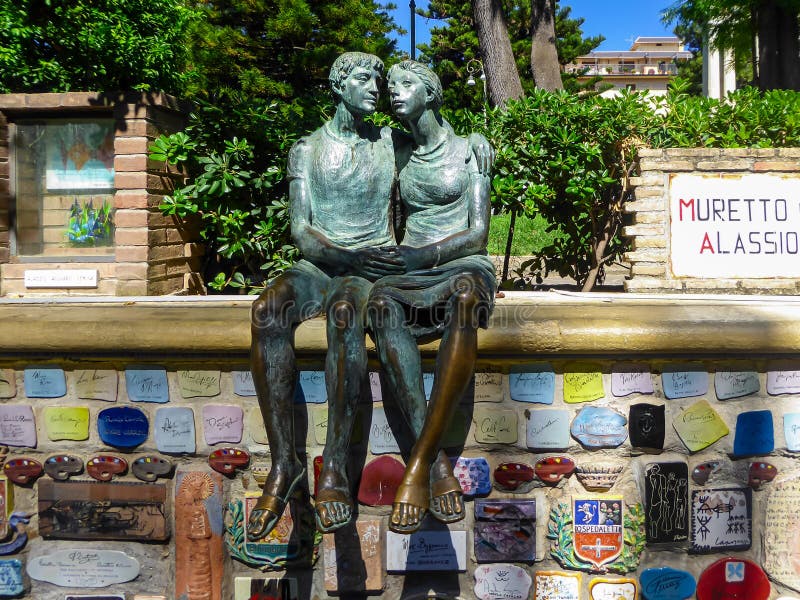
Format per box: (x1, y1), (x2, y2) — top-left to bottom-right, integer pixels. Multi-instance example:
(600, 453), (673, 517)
(669, 173), (800, 278)
(474, 372), (503, 403)
(768, 363), (800, 395)
(27, 549), (140, 587)
(715, 371), (760, 400)
(369, 407), (400, 454)
(474, 564), (532, 600)
(386, 530), (466, 571)
(233, 371), (257, 396)
(24, 269), (98, 288)
(611, 363), (653, 397)
(369, 372), (383, 402)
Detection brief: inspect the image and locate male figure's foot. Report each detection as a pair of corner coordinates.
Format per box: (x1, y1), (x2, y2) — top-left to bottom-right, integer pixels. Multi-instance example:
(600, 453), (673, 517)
(314, 466), (353, 533)
(247, 459), (305, 540)
(429, 450), (464, 523)
(390, 463), (430, 533)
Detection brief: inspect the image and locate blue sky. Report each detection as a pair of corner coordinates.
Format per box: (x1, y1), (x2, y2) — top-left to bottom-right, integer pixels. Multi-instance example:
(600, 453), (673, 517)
(389, 0), (678, 57)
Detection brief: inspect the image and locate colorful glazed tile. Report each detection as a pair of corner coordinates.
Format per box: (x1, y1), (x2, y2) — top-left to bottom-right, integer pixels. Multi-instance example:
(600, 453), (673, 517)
(533, 571), (581, 600)
(535, 457), (575, 485)
(690, 488), (751, 553)
(247, 406), (268, 445)
(234, 577), (298, 600)
(453, 456), (491, 496)
(572, 497), (624, 569)
(232, 370), (256, 396)
(3, 458), (42, 485)
(132, 456), (173, 482)
(662, 364), (708, 399)
(526, 408), (571, 450)
(24, 367), (66, 398)
(208, 447), (250, 475)
(154, 406), (196, 453)
(640, 567), (695, 600)
(44, 455), (83, 481)
(748, 461), (777, 489)
(575, 462), (624, 492)
(474, 372), (503, 403)
(767, 361), (800, 395)
(323, 518), (383, 592)
(474, 499), (536, 563)
(358, 456), (405, 506)
(0, 369), (15, 399)
(0, 559), (23, 596)
(785, 413), (800, 451)
(44, 406), (89, 441)
(570, 406), (628, 449)
(294, 371), (326, 403)
(764, 478), (800, 591)
(508, 363), (555, 404)
(563, 362), (604, 404)
(474, 564), (532, 600)
(125, 367), (169, 403)
(733, 410), (774, 456)
(473, 407), (518, 444)
(74, 369), (118, 402)
(493, 462), (536, 493)
(178, 370), (221, 398)
(611, 362), (654, 397)
(87, 455), (128, 481)
(385, 529), (467, 571)
(696, 558), (769, 600)
(202, 404), (244, 445)
(589, 577), (638, 600)
(98, 406), (149, 449)
(714, 370), (759, 400)
(691, 461), (721, 485)
(629, 403), (665, 451)
(672, 400), (728, 452)
(0, 405), (36, 447)
(644, 462), (689, 544)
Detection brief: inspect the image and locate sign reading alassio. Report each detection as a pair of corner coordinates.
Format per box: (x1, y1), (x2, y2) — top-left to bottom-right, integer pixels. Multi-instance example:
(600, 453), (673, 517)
(670, 173), (800, 278)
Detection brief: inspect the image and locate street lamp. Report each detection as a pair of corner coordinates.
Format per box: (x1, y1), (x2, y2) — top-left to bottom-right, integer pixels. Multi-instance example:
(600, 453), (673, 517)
(465, 58), (487, 114)
(410, 0), (416, 59)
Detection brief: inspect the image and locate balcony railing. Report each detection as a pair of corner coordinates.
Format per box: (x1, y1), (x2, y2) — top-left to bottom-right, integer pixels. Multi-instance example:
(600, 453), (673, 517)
(566, 63), (680, 77)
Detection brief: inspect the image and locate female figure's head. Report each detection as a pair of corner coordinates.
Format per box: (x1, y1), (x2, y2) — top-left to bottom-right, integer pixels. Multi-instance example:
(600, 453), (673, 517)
(387, 60), (443, 120)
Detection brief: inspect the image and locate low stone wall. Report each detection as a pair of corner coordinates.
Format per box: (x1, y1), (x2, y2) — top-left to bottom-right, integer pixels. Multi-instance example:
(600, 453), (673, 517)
(625, 147), (800, 294)
(0, 294), (797, 599)
(0, 92), (202, 297)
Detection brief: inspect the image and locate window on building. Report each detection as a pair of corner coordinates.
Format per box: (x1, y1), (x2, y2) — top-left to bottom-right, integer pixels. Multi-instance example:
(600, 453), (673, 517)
(11, 118), (115, 260)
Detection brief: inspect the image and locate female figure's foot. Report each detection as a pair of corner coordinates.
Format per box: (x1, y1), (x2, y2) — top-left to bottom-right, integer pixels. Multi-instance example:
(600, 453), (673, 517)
(429, 450), (464, 523)
(390, 463), (431, 533)
(314, 466), (353, 533)
(247, 459), (305, 540)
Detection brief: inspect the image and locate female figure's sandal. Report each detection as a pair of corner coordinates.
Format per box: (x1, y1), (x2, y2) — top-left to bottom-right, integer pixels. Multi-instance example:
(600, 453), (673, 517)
(389, 482), (429, 533)
(247, 468), (306, 540)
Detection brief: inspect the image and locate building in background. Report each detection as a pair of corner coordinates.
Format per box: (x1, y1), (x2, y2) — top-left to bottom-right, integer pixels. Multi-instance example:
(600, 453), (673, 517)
(565, 36), (693, 97)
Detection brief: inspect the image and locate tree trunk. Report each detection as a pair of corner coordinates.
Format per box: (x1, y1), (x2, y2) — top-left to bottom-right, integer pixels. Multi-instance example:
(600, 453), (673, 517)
(757, 0), (800, 90)
(530, 0), (564, 90)
(472, 0), (525, 106)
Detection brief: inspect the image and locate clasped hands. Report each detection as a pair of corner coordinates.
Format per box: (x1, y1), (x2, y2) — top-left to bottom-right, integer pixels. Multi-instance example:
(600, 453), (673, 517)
(350, 245), (423, 280)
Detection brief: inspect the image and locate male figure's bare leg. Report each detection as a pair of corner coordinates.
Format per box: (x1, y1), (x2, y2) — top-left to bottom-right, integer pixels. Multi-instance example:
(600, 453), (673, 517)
(315, 277), (371, 532)
(248, 272), (323, 540)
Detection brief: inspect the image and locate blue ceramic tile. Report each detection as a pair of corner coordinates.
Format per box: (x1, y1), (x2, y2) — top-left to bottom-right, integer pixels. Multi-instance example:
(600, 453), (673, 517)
(784, 413), (800, 452)
(526, 408), (571, 450)
(98, 406), (149, 449)
(570, 406), (628, 449)
(640, 567), (696, 600)
(125, 367), (169, 403)
(232, 370), (256, 396)
(453, 457), (492, 497)
(662, 365), (708, 400)
(714, 371), (759, 400)
(0, 559), (23, 596)
(154, 407), (196, 453)
(509, 364), (555, 404)
(733, 410), (774, 457)
(23, 367), (66, 398)
(294, 371), (326, 404)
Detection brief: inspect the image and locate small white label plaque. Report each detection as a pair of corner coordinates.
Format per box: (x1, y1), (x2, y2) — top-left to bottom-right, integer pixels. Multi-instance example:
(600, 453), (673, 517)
(27, 549), (140, 587)
(24, 269), (98, 288)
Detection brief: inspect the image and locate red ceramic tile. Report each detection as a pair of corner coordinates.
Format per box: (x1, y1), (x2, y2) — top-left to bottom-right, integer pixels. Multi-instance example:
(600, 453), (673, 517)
(696, 557), (769, 600)
(357, 456), (405, 506)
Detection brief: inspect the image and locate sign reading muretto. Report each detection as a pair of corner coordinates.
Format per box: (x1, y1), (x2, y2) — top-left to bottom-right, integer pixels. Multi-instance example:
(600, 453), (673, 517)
(670, 173), (800, 278)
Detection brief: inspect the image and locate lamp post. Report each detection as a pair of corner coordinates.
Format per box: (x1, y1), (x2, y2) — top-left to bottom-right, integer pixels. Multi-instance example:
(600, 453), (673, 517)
(465, 58), (487, 115)
(410, 0), (416, 59)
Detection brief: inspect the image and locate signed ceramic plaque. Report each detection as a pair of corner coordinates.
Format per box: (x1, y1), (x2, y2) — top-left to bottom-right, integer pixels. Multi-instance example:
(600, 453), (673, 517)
(526, 408), (571, 450)
(767, 361), (800, 395)
(233, 370), (256, 396)
(533, 571), (581, 600)
(24, 367), (66, 398)
(733, 410), (774, 456)
(75, 369), (118, 402)
(640, 567), (695, 600)
(473, 407), (517, 444)
(154, 406), (196, 453)
(202, 404), (244, 445)
(0, 405), (36, 447)
(611, 363), (653, 397)
(690, 488), (751, 553)
(178, 370), (221, 398)
(571, 406), (627, 449)
(474, 372), (503, 403)
(785, 413), (800, 451)
(672, 400), (728, 452)
(563, 362), (604, 404)
(662, 365), (708, 399)
(27, 549), (139, 587)
(629, 403), (665, 451)
(508, 364), (555, 404)
(323, 518), (383, 592)
(474, 564), (532, 600)
(0, 559), (23, 596)
(125, 367), (169, 403)
(714, 370), (759, 400)
(644, 462), (688, 544)
(0, 369), (15, 399)
(386, 530), (466, 571)
(98, 406), (149, 449)
(44, 406), (89, 441)
(589, 577), (637, 600)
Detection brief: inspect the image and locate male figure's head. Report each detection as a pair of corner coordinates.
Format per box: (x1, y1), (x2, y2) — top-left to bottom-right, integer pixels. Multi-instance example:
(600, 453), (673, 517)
(329, 52), (384, 116)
